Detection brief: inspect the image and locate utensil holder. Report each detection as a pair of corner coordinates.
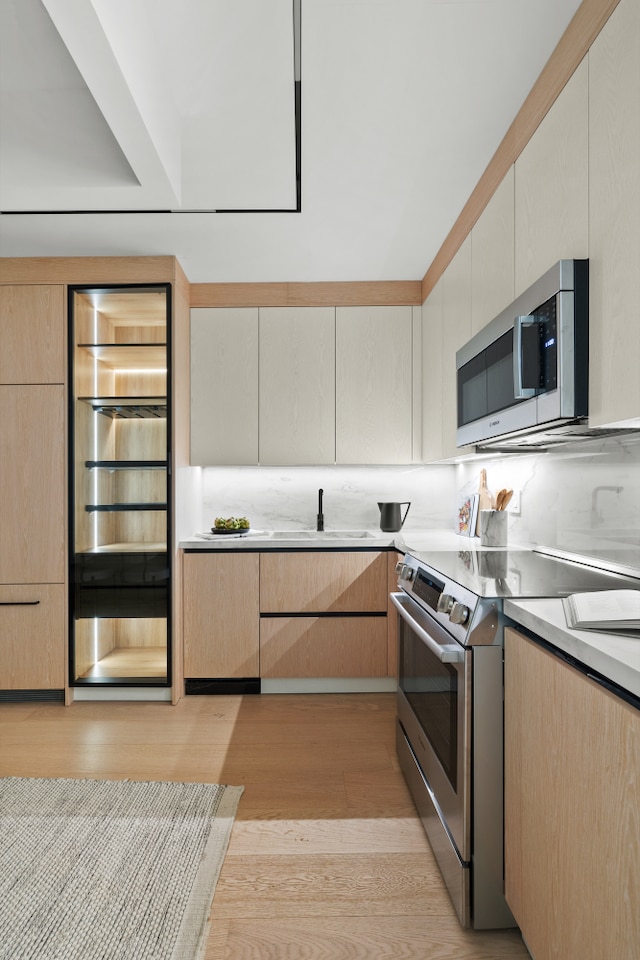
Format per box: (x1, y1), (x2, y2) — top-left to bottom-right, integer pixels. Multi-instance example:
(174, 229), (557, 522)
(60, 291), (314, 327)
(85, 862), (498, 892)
(479, 510), (508, 547)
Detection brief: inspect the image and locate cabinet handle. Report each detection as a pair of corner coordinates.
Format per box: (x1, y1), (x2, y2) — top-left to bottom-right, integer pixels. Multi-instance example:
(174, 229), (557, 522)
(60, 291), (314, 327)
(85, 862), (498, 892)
(0, 600), (41, 606)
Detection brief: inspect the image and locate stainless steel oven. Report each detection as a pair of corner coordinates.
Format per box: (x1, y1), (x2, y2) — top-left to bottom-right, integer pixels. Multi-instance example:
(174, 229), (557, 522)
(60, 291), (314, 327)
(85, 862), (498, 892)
(391, 565), (511, 930)
(392, 546), (640, 930)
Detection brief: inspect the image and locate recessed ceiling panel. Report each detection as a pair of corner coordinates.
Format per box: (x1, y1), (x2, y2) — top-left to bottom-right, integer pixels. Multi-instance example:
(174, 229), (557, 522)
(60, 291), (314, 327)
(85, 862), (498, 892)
(0, 0), (137, 204)
(177, 0), (297, 210)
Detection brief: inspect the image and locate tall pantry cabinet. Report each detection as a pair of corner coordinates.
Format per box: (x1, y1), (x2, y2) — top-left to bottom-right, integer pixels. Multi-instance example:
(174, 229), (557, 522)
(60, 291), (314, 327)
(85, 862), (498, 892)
(0, 285), (66, 696)
(0, 258), (191, 703)
(69, 285), (171, 689)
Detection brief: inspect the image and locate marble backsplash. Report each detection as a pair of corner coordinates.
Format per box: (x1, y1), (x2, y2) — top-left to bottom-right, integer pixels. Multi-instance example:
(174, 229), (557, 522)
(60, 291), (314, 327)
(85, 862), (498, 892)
(197, 432), (640, 570)
(200, 464), (454, 534)
(456, 431), (640, 569)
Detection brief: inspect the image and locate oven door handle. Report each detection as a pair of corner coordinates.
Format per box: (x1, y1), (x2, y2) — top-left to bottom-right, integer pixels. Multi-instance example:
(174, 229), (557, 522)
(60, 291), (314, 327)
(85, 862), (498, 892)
(390, 593), (464, 664)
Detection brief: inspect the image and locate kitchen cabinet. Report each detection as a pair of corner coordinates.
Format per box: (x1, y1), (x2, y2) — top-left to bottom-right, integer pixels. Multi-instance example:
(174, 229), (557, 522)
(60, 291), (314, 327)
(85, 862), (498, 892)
(260, 616), (387, 679)
(0, 585), (65, 688)
(190, 307), (259, 465)
(259, 306), (335, 464)
(190, 303), (415, 466)
(336, 306), (413, 464)
(421, 240), (475, 464)
(421, 278), (444, 463)
(0, 283), (66, 695)
(260, 551), (387, 613)
(386, 550), (401, 676)
(260, 551), (389, 680)
(183, 552), (259, 678)
(441, 236), (473, 461)
(514, 58), (589, 297)
(0, 385), (66, 584)
(0, 284), (65, 383)
(588, 0), (640, 427)
(471, 167), (515, 334)
(504, 627), (640, 960)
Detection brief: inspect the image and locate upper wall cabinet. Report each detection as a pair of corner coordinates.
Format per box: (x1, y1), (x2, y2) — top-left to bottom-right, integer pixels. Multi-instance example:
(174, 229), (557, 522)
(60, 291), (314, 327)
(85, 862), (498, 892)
(191, 307), (259, 465)
(0, 285), (65, 384)
(259, 307), (336, 465)
(441, 237), (473, 461)
(421, 278), (444, 463)
(588, 0), (640, 428)
(191, 303), (416, 466)
(514, 57), (589, 297)
(336, 306), (413, 464)
(471, 167), (515, 334)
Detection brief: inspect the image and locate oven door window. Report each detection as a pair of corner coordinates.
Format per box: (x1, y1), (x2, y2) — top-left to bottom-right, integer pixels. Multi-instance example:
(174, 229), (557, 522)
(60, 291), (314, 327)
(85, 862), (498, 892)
(399, 617), (458, 791)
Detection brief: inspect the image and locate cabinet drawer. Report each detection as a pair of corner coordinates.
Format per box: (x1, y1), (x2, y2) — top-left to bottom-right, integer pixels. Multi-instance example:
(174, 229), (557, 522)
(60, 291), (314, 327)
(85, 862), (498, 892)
(260, 616), (388, 678)
(260, 552), (387, 613)
(0, 584), (65, 688)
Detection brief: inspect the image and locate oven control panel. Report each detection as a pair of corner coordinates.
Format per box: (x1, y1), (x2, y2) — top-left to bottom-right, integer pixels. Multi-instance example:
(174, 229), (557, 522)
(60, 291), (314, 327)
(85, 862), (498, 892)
(396, 553), (481, 644)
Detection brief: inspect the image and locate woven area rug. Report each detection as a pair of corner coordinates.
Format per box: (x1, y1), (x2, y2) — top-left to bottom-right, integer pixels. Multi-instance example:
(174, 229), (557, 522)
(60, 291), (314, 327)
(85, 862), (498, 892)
(0, 776), (243, 960)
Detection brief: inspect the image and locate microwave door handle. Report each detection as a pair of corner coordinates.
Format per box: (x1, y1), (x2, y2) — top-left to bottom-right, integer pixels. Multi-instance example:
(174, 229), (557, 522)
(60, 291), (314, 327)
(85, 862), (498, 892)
(513, 315), (538, 399)
(390, 593), (463, 663)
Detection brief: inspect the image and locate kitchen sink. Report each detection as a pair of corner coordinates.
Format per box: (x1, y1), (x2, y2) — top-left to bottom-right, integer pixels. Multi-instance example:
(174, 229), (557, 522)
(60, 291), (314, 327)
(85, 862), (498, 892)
(270, 530), (377, 539)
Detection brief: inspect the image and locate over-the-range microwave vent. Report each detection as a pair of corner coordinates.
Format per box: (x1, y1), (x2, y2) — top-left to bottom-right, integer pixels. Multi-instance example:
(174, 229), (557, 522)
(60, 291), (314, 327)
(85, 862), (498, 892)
(475, 422), (640, 453)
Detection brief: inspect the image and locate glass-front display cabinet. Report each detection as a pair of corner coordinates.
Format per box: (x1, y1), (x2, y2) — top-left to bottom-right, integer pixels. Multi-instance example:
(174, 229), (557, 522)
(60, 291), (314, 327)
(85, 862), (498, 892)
(69, 285), (171, 687)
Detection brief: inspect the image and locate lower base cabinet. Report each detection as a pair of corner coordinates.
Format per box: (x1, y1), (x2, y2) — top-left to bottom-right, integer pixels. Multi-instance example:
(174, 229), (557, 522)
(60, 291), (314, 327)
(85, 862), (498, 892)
(182, 549), (393, 684)
(504, 627), (640, 960)
(0, 584), (65, 689)
(260, 616), (387, 678)
(183, 553), (259, 678)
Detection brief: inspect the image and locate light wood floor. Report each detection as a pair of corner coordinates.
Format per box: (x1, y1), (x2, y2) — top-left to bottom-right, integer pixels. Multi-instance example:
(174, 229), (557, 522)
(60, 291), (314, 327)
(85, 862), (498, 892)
(0, 693), (530, 959)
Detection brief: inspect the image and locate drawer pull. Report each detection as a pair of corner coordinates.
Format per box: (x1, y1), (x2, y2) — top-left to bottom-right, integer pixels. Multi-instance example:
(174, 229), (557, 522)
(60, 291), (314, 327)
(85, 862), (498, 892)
(0, 600), (41, 606)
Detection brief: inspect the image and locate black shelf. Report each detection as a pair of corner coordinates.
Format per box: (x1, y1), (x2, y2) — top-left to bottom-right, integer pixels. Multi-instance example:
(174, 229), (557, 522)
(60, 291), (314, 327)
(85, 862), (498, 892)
(85, 503), (167, 513)
(78, 342), (167, 348)
(85, 460), (167, 470)
(79, 397), (167, 419)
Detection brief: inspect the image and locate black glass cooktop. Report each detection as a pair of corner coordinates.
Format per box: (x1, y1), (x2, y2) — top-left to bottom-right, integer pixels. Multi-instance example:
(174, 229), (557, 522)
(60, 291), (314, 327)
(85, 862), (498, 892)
(406, 548), (640, 600)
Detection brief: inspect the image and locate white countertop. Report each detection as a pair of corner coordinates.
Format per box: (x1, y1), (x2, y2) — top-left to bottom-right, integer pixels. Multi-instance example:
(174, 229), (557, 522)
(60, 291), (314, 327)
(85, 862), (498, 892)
(504, 597), (640, 700)
(180, 529), (398, 550)
(180, 527), (497, 552)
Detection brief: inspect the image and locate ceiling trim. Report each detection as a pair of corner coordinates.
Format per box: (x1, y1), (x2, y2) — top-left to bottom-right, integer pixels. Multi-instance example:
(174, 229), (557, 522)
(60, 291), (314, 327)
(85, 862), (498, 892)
(420, 0), (622, 303)
(190, 281), (422, 308)
(0, 256), (179, 285)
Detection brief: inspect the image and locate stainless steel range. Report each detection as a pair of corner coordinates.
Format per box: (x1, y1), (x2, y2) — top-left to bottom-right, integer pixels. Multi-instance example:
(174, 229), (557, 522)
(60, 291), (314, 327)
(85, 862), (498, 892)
(392, 547), (640, 930)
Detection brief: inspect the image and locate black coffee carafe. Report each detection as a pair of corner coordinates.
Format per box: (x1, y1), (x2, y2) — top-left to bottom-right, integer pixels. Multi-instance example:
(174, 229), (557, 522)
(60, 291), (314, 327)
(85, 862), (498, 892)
(378, 501), (411, 532)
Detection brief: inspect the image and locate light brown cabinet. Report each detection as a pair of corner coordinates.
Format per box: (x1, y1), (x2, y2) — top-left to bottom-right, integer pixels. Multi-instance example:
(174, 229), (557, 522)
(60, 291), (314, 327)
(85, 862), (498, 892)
(0, 585), (65, 688)
(0, 385), (66, 584)
(259, 551), (389, 680)
(183, 552), (260, 678)
(183, 550), (392, 683)
(0, 284), (65, 384)
(0, 283), (66, 693)
(260, 617), (387, 679)
(504, 627), (640, 960)
(260, 551), (387, 613)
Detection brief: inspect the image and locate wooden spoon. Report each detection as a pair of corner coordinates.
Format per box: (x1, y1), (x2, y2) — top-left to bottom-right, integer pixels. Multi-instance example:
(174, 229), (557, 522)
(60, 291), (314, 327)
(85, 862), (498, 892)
(499, 489), (513, 511)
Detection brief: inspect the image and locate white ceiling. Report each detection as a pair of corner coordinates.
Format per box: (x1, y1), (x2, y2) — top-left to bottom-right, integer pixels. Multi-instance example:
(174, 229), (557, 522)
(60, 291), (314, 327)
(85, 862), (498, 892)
(0, 0), (582, 283)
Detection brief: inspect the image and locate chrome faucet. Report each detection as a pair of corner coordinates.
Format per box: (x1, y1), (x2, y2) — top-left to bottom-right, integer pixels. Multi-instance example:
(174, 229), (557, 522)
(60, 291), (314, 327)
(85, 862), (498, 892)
(317, 488), (324, 531)
(590, 485), (623, 526)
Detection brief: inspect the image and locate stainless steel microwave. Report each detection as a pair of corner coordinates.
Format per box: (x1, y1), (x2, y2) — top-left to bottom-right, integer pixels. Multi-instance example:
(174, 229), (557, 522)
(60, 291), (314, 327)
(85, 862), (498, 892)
(456, 259), (588, 448)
